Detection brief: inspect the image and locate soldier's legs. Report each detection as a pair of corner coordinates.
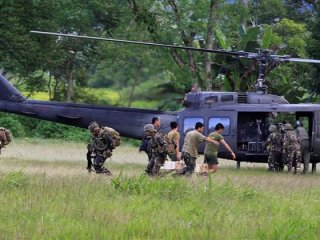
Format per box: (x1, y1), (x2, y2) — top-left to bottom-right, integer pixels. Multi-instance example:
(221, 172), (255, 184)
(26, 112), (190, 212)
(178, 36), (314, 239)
(280, 153), (287, 171)
(146, 158), (155, 174)
(86, 150), (93, 172)
(268, 153), (276, 171)
(286, 151), (294, 173)
(93, 155), (110, 174)
(152, 156), (165, 175)
(294, 150), (302, 174)
(301, 141), (310, 174)
(145, 152), (154, 174)
(271, 151), (282, 171)
(182, 152), (196, 176)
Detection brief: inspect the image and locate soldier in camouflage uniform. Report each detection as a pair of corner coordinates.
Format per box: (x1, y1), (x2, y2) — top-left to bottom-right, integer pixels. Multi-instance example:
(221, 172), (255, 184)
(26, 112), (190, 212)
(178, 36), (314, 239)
(144, 124), (168, 175)
(263, 124), (283, 171)
(282, 123), (301, 174)
(87, 122), (114, 175)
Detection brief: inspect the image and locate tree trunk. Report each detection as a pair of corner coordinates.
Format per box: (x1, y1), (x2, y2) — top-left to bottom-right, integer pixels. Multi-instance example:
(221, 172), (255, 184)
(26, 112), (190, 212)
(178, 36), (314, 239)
(66, 52), (77, 102)
(66, 70), (74, 102)
(204, 0), (219, 90)
(128, 62), (141, 107)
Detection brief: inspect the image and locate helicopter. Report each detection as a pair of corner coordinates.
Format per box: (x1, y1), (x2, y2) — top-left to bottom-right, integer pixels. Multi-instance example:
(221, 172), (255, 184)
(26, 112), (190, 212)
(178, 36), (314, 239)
(1, 30), (320, 172)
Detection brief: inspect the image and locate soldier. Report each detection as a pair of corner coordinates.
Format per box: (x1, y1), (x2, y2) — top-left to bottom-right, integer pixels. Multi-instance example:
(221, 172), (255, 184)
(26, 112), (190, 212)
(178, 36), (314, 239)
(144, 124), (168, 175)
(167, 121), (181, 161)
(282, 123), (301, 174)
(140, 116), (161, 174)
(295, 120), (310, 174)
(264, 124), (283, 171)
(87, 122), (114, 175)
(179, 122), (219, 176)
(0, 127), (12, 154)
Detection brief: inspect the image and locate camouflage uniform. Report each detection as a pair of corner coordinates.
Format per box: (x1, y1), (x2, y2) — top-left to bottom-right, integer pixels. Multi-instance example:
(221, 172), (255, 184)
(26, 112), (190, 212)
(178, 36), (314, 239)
(149, 133), (168, 174)
(264, 125), (283, 171)
(143, 124), (155, 174)
(283, 124), (301, 173)
(144, 124), (168, 175)
(88, 123), (114, 174)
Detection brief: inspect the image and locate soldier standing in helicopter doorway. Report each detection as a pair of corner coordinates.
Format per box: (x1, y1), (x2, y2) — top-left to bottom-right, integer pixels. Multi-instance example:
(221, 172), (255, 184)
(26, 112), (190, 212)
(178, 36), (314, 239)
(282, 123), (302, 174)
(263, 124), (283, 171)
(295, 120), (310, 174)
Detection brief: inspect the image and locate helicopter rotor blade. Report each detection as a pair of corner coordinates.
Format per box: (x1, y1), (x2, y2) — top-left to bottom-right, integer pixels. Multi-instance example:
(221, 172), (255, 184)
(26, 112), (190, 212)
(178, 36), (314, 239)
(30, 30), (249, 57)
(275, 57), (320, 64)
(30, 31), (320, 65)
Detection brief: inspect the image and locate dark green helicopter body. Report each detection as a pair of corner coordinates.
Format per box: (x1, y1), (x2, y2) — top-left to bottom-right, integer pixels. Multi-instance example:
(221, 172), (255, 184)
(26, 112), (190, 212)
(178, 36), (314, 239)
(1, 31), (320, 171)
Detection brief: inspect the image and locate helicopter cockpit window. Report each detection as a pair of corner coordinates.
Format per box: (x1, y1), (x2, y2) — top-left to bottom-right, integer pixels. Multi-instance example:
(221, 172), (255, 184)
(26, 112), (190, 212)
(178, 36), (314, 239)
(204, 96), (218, 105)
(221, 95), (234, 102)
(208, 117), (230, 135)
(183, 117), (204, 135)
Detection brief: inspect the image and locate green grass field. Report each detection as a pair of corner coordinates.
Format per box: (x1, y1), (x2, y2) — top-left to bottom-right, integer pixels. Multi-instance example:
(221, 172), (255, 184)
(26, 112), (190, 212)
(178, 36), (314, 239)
(1, 140), (320, 239)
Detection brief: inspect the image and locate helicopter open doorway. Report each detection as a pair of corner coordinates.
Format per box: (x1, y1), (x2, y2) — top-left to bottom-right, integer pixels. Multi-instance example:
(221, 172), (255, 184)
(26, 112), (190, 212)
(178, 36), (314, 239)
(236, 110), (315, 170)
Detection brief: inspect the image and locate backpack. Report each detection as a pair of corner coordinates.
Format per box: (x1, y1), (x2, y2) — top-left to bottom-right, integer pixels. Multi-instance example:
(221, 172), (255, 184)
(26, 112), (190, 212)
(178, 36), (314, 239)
(139, 135), (150, 152)
(102, 127), (121, 147)
(0, 127), (12, 146)
(163, 134), (177, 154)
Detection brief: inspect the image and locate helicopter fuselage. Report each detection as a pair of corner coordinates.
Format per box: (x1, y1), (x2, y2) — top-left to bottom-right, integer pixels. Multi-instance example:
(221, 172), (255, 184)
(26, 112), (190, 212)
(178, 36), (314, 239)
(1, 74), (319, 171)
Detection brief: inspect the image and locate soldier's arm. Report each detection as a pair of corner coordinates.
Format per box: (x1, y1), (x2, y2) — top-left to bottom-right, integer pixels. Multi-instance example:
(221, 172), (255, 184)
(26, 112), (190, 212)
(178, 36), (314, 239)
(175, 137), (181, 160)
(263, 135), (271, 149)
(220, 139), (236, 159)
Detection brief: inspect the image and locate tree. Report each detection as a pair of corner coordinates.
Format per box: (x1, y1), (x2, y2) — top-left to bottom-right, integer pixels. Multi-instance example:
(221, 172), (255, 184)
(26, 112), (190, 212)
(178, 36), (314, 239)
(126, 0), (224, 90)
(0, 0), (121, 102)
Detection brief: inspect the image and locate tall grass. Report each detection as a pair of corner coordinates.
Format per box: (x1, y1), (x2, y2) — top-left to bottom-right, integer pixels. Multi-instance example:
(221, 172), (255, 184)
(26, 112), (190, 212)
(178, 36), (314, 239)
(1, 140), (320, 239)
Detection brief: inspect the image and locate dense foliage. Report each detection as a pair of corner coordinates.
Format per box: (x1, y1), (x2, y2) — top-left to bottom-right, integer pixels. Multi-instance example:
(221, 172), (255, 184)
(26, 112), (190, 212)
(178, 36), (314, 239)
(1, 0), (320, 138)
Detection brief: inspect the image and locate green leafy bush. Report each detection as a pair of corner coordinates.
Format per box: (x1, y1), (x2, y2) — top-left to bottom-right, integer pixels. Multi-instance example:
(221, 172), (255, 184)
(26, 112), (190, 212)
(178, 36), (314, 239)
(0, 115), (26, 137)
(34, 121), (90, 141)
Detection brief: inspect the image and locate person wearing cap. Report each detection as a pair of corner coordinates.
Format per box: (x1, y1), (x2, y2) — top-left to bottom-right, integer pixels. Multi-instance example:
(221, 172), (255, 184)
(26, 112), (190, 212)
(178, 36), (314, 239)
(143, 124), (168, 175)
(264, 124), (283, 171)
(295, 120), (310, 174)
(179, 122), (219, 176)
(87, 121), (114, 175)
(283, 123), (301, 174)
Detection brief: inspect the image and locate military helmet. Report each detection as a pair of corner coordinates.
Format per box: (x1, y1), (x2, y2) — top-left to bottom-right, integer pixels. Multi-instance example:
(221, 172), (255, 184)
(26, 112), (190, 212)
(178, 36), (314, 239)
(284, 123), (293, 130)
(144, 124), (156, 132)
(88, 121), (100, 131)
(268, 124), (277, 132)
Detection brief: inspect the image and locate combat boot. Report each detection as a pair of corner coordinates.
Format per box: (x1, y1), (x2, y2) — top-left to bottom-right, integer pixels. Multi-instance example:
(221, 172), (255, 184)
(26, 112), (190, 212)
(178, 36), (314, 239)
(101, 167), (112, 175)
